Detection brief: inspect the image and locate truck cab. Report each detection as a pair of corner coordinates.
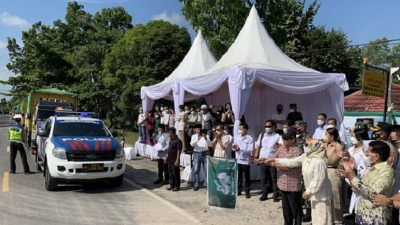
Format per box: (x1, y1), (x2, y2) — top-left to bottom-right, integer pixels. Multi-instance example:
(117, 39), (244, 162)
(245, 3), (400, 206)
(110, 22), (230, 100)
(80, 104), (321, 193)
(37, 113), (125, 191)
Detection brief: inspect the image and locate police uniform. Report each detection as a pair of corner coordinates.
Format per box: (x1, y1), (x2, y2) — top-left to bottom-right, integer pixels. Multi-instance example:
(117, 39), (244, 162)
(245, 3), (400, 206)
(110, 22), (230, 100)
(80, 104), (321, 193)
(324, 141), (345, 223)
(9, 120), (31, 173)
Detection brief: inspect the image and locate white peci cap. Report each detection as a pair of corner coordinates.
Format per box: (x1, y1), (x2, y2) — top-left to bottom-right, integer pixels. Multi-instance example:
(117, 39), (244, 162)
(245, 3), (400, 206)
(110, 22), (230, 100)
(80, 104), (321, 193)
(13, 114), (22, 119)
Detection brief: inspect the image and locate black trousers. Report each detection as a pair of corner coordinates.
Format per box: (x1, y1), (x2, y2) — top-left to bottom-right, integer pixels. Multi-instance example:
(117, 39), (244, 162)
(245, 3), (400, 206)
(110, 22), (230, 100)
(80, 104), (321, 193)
(238, 164), (251, 193)
(10, 142), (30, 172)
(260, 165), (278, 197)
(168, 164), (180, 188)
(281, 191), (302, 225)
(392, 208), (399, 225)
(157, 159), (169, 181)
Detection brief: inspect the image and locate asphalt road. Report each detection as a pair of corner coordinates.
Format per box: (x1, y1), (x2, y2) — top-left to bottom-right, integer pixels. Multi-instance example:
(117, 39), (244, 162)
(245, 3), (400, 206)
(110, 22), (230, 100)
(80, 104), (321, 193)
(0, 115), (199, 225)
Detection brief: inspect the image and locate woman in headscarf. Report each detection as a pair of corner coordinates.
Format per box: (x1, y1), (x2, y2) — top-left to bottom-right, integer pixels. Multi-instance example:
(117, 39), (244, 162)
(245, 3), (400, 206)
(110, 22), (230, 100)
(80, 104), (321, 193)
(264, 137), (333, 225)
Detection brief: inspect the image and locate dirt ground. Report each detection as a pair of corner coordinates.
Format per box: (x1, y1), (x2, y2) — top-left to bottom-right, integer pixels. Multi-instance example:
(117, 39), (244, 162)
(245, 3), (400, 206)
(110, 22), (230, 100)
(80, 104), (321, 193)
(125, 156), (295, 225)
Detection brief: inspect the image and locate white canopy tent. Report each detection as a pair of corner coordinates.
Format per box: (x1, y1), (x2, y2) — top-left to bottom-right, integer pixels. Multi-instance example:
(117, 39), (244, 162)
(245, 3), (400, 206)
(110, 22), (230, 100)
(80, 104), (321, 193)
(171, 6), (349, 136)
(141, 31), (217, 114)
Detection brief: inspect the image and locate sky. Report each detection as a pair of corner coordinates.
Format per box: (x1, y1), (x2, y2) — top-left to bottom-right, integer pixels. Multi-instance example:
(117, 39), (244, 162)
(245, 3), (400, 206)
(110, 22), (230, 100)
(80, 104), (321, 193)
(1, 0), (400, 95)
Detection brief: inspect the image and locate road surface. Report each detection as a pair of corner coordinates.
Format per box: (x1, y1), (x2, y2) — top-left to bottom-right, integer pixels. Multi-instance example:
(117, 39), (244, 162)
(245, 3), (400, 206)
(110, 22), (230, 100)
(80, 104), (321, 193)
(0, 115), (199, 225)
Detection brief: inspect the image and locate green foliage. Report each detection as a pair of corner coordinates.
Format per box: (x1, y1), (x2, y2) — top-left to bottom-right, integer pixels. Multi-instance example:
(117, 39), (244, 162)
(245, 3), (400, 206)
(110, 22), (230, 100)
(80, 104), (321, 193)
(5, 1), (132, 115)
(359, 38), (400, 83)
(103, 20), (191, 126)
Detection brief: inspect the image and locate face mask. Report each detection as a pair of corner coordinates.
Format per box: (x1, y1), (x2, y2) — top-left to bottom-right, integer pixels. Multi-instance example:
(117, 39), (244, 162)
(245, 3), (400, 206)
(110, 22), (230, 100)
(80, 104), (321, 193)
(277, 109), (283, 113)
(223, 130), (229, 135)
(289, 109), (295, 112)
(265, 128), (272, 133)
(350, 137), (358, 145)
(390, 139), (398, 146)
(139, 110), (143, 113)
(191, 111), (195, 115)
(303, 146), (310, 153)
(283, 128), (288, 134)
(155, 115), (159, 118)
(317, 120), (324, 126)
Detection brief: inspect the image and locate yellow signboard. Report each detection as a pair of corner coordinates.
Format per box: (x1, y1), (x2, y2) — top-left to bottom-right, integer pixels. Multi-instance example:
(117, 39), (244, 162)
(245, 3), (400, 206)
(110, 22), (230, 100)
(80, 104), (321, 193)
(362, 68), (386, 98)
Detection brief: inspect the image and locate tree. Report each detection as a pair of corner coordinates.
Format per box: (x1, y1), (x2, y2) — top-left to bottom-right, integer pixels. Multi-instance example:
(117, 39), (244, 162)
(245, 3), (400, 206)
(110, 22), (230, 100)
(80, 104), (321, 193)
(102, 20), (191, 125)
(4, 2), (133, 115)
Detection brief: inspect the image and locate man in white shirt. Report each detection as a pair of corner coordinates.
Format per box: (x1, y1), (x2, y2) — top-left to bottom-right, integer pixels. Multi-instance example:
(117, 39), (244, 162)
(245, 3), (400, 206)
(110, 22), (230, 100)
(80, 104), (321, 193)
(190, 124), (211, 191)
(255, 120), (281, 202)
(161, 107), (170, 128)
(137, 107), (147, 143)
(175, 105), (188, 152)
(272, 104), (286, 134)
(232, 122), (254, 199)
(154, 124), (170, 185)
(313, 113), (327, 140)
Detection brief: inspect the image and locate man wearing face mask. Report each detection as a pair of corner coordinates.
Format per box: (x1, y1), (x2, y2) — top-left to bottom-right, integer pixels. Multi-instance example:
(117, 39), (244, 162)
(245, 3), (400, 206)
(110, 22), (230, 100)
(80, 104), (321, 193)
(211, 124), (232, 159)
(200, 105), (213, 134)
(190, 125), (211, 191)
(137, 107), (147, 144)
(287, 103), (303, 125)
(232, 123), (254, 199)
(175, 105), (188, 153)
(312, 113), (327, 140)
(385, 128), (400, 225)
(255, 120), (281, 201)
(272, 104), (286, 134)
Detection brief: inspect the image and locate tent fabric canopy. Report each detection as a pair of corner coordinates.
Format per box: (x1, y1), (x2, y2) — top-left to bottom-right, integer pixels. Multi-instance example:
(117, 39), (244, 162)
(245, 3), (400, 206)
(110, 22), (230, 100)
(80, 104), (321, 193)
(141, 31), (217, 113)
(158, 6), (349, 137)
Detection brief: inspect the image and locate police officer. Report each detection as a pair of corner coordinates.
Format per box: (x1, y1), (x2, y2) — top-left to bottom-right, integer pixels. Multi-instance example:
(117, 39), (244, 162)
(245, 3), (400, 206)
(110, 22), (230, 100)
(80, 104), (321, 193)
(9, 114), (33, 174)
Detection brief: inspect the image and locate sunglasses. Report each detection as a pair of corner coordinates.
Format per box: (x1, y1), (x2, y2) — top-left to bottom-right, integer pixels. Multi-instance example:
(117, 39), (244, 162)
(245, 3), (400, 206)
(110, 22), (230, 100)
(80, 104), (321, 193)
(265, 126), (272, 128)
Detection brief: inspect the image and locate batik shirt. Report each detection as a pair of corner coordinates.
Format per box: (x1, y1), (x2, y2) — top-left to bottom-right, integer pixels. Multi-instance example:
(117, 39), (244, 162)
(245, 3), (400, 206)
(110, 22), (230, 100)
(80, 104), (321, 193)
(351, 162), (394, 225)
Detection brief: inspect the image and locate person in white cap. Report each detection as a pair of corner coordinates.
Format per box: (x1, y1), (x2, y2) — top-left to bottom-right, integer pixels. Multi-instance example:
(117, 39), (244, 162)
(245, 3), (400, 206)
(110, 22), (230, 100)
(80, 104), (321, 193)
(200, 104), (213, 136)
(9, 114), (33, 174)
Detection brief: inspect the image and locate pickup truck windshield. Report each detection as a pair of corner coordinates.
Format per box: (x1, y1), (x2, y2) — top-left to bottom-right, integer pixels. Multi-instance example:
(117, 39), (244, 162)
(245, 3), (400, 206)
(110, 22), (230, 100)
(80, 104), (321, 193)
(53, 121), (109, 137)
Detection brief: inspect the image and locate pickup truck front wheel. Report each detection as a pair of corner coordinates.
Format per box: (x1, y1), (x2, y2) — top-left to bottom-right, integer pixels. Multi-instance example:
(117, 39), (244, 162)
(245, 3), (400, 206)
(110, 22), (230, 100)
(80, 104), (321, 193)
(45, 163), (58, 191)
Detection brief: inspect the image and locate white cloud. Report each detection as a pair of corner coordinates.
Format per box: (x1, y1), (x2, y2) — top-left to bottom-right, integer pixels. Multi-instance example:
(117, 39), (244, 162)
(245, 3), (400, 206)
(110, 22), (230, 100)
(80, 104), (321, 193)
(0, 12), (29, 27)
(151, 11), (184, 25)
(0, 41), (6, 49)
(0, 67), (14, 81)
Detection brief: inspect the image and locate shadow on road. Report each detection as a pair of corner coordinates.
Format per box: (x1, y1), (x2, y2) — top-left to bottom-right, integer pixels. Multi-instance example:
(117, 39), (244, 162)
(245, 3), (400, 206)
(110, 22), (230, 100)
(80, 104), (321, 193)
(124, 161), (161, 191)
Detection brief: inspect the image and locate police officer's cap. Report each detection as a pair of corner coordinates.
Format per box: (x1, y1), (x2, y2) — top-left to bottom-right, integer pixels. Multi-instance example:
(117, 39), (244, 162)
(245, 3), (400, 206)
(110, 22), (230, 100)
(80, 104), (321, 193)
(371, 122), (393, 133)
(295, 121), (307, 127)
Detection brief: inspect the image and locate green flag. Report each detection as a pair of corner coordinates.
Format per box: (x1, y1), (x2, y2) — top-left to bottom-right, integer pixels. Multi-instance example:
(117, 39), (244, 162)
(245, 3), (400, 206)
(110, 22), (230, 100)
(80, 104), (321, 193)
(207, 157), (237, 209)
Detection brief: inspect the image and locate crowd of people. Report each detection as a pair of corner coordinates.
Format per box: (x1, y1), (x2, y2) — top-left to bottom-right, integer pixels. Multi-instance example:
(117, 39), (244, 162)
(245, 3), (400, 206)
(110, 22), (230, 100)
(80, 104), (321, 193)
(137, 102), (400, 225)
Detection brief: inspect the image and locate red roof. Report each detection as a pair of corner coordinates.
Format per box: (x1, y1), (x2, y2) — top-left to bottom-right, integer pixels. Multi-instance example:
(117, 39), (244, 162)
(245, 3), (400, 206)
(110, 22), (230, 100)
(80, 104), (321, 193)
(345, 84), (400, 112)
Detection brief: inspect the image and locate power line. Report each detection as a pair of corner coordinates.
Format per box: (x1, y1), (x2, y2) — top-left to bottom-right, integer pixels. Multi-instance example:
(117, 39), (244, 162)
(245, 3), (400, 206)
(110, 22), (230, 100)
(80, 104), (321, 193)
(350, 38), (400, 48)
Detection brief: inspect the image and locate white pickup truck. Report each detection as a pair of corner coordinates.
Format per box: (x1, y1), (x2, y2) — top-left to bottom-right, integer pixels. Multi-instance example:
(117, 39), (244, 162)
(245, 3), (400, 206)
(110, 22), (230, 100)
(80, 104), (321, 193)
(36, 114), (126, 191)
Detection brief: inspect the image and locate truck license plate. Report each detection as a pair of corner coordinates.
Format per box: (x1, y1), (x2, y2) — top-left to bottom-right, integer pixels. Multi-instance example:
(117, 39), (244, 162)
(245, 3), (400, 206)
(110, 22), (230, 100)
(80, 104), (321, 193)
(82, 163), (104, 172)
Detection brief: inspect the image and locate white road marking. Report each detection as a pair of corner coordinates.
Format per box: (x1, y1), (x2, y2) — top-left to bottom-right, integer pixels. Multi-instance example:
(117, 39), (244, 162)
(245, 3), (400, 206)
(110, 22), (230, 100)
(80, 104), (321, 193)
(123, 178), (201, 224)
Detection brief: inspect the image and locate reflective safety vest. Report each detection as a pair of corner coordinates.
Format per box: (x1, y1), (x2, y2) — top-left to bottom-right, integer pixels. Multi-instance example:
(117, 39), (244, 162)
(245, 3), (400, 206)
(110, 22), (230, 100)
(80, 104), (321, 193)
(9, 125), (23, 142)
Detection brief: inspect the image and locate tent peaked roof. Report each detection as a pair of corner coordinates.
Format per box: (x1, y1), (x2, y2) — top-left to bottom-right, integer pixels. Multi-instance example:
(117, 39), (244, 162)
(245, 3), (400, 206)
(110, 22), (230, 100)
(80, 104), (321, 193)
(162, 30), (217, 84)
(208, 5), (316, 73)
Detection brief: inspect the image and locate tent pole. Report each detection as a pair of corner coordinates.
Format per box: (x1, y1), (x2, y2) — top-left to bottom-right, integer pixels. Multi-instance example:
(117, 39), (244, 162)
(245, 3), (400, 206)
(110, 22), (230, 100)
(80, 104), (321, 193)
(383, 70), (390, 123)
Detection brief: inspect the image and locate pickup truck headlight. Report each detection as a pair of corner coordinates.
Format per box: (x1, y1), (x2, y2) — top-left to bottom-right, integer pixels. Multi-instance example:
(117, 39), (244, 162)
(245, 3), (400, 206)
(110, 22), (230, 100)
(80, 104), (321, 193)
(116, 147), (124, 158)
(52, 147), (67, 159)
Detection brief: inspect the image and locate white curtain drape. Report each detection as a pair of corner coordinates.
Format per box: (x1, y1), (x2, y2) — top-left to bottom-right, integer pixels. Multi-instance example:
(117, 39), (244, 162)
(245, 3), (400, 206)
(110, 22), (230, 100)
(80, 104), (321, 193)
(174, 66), (348, 138)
